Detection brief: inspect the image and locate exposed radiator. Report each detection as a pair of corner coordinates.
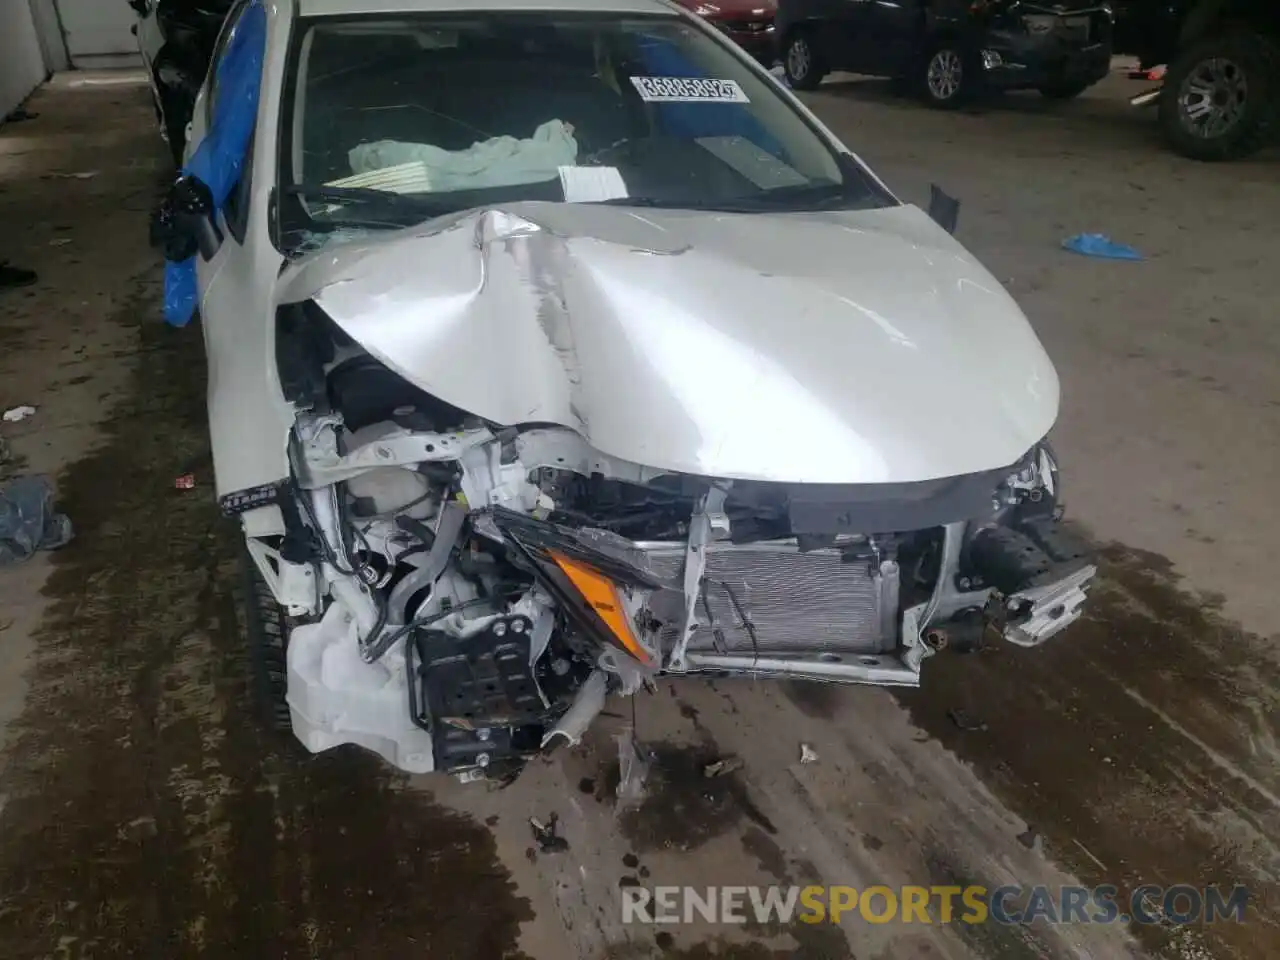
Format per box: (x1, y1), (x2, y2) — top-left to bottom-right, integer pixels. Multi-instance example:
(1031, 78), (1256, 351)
(641, 541), (898, 655)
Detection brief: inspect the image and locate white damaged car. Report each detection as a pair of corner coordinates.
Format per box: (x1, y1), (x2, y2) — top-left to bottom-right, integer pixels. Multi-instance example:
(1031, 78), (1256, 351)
(154, 0), (1095, 780)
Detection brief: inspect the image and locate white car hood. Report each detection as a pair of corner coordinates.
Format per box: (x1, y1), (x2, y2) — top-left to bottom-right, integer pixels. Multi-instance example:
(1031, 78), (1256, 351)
(280, 201), (1058, 485)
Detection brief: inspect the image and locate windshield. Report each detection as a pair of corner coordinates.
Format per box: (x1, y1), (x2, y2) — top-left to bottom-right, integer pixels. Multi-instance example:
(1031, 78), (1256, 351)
(278, 11), (890, 246)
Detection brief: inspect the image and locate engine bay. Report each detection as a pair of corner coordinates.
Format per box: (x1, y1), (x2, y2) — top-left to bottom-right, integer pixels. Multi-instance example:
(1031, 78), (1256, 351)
(233, 303), (1097, 779)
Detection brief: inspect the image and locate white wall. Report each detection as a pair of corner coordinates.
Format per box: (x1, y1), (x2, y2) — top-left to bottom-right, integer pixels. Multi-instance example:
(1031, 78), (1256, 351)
(0, 0), (47, 120)
(53, 0), (139, 68)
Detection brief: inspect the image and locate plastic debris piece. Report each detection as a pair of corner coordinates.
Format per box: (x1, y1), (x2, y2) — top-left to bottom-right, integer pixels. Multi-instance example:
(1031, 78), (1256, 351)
(174, 474), (197, 490)
(0, 264), (37, 289)
(1061, 233), (1143, 261)
(50, 238), (73, 247)
(928, 184), (961, 235)
(1, 476), (74, 566)
(1016, 825), (1040, 850)
(2, 406), (36, 423)
(703, 755), (744, 778)
(46, 171), (99, 180)
(530, 813), (570, 854)
(947, 708), (988, 732)
(615, 729), (651, 807)
(800, 743), (819, 764)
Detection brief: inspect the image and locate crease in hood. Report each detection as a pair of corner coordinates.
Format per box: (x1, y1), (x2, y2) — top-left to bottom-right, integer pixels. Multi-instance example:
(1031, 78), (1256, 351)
(281, 201), (1059, 485)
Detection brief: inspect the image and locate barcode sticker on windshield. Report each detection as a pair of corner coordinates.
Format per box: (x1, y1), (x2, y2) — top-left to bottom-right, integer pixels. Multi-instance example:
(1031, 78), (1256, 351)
(630, 77), (750, 103)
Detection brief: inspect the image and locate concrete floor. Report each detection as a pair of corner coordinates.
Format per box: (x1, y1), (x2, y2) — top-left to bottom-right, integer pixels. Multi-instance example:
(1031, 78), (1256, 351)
(0, 70), (1276, 960)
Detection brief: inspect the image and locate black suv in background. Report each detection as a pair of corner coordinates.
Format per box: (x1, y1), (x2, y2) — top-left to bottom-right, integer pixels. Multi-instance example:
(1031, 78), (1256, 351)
(1114, 0), (1279, 160)
(128, 0), (236, 164)
(777, 0), (1114, 107)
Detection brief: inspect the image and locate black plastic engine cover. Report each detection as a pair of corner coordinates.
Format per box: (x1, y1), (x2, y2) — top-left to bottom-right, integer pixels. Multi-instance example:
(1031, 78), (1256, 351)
(967, 521), (1093, 595)
(410, 616), (544, 771)
(1017, 516), (1094, 566)
(413, 616), (542, 727)
(966, 525), (1055, 594)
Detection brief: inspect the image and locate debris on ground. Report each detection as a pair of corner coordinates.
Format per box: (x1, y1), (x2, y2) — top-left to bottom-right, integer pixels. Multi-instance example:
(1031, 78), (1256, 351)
(44, 171), (99, 181)
(800, 743), (819, 764)
(947, 708), (989, 732)
(173, 474), (197, 490)
(703, 755), (744, 778)
(616, 729), (652, 807)
(1016, 825), (1040, 850)
(0, 264), (38, 289)
(1, 476), (74, 566)
(3, 108), (38, 123)
(49, 238), (73, 247)
(2, 406), (37, 423)
(927, 184), (961, 235)
(529, 813), (570, 854)
(1061, 233), (1144, 261)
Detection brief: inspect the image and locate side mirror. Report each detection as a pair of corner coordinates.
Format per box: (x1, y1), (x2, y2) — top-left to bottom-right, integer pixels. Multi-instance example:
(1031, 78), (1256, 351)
(151, 175), (222, 262)
(928, 184), (960, 235)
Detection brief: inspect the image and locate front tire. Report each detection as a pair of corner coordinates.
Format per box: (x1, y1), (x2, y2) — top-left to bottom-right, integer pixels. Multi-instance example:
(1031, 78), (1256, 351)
(922, 43), (978, 108)
(783, 30), (827, 90)
(1158, 30), (1280, 161)
(242, 548), (293, 733)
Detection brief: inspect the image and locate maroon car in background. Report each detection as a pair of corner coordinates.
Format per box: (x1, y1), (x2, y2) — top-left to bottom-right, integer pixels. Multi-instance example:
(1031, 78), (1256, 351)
(676, 0), (778, 64)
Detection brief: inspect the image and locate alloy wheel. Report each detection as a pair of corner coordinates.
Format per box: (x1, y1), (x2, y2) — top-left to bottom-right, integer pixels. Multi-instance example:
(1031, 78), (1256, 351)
(1179, 57), (1248, 139)
(927, 49), (963, 101)
(787, 36), (812, 81)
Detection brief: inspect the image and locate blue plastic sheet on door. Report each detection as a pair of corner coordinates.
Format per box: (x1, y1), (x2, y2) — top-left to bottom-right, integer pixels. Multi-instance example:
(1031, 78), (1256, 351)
(164, 0), (267, 327)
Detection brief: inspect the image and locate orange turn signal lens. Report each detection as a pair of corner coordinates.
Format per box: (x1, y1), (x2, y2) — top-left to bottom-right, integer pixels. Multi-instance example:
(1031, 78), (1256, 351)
(550, 551), (651, 665)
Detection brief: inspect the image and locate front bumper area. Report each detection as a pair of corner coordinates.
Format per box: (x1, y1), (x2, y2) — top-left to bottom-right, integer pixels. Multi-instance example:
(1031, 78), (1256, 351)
(637, 507), (1096, 686)
(710, 18), (778, 63)
(666, 535), (1095, 685)
(980, 22), (1112, 90)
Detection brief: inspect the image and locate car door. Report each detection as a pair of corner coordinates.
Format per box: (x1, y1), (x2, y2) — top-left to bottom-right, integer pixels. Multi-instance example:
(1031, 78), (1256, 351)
(187, 0), (299, 504)
(830, 0), (879, 71)
(187, 0), (257, 307)
(849, 0), (927, 75)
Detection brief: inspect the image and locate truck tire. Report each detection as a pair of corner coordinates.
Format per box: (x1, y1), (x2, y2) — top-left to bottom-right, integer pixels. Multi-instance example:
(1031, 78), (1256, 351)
(242, 548), (293, 733)
(1158, 29), (1280, 161)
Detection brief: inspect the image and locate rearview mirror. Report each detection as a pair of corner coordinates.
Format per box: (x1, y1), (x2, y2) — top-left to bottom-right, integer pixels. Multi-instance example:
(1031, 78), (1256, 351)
(151, 174), (221, 262)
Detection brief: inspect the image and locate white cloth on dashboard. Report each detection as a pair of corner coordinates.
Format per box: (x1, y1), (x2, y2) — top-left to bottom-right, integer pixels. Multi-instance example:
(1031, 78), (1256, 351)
(348, 119), (578, 192)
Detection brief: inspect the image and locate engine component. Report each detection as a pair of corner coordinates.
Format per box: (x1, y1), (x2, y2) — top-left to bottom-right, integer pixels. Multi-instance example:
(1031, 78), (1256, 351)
(541, 669), (608, 748)
(409, 615), (544, 772)
(965, 522), (1096, 647)
(966, 525), (1056, 595)
(273, 403), (1096, 779)
(645, 540), (897, 656)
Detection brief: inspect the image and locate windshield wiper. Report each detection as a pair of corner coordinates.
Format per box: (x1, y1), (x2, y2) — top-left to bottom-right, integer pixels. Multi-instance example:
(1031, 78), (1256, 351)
(592, 181), (868, 214)
(721, 181), (862, 212)
(282, 183), (458, 219)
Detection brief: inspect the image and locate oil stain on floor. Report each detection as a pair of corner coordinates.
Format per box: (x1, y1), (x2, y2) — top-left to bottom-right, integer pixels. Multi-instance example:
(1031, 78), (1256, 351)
(0, 282), (533, 960)
(898, 543), (1280, 960)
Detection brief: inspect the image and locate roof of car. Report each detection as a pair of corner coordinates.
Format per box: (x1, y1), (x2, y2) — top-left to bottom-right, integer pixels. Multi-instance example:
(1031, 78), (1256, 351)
(297, 0), (679, 17)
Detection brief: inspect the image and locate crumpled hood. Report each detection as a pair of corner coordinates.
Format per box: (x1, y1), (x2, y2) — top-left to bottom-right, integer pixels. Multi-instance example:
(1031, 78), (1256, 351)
(280, 202), (1059, 485)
